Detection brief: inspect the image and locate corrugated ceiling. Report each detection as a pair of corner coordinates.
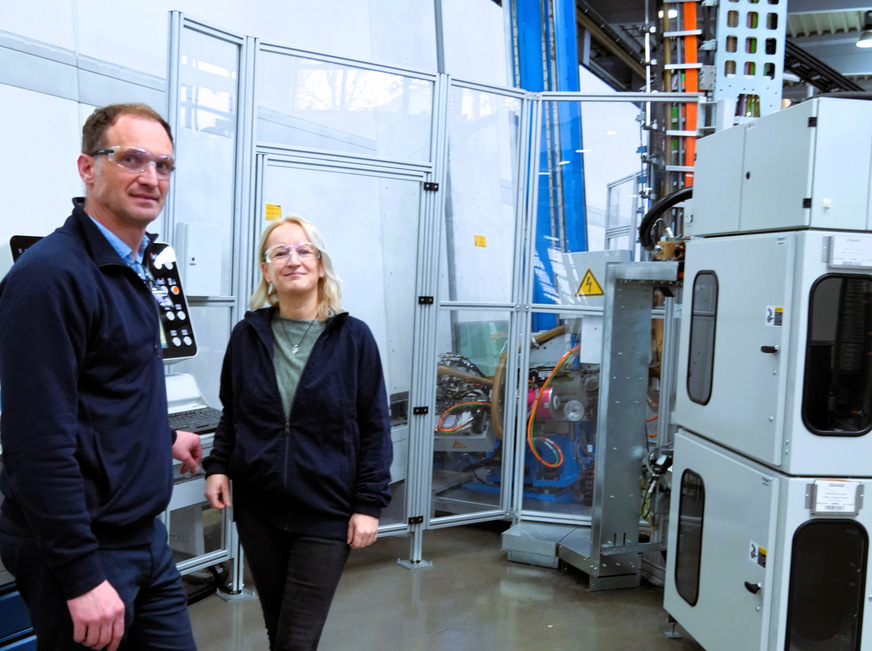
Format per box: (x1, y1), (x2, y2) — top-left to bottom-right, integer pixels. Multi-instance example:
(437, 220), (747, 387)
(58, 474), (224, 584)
(786, 10), (863, 39)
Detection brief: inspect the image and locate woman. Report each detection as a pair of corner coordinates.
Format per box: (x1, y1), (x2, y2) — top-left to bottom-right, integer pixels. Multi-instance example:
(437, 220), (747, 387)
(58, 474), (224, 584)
(203, 216), (393, 650)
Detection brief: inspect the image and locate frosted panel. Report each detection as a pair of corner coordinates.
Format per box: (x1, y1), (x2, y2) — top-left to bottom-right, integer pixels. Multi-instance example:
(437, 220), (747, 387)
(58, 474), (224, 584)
(440, 87), (522, 304)
(260, 161), (421, 527)
(261, 163), (420, 398)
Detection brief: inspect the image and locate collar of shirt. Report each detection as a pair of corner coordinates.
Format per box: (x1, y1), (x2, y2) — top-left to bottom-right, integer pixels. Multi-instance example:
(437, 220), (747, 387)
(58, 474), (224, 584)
(88, 216), (150, 266)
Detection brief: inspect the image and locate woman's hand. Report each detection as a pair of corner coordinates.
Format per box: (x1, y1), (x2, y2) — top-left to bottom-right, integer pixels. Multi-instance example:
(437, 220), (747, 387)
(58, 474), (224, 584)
(205, 474), (232, 510)
(347, 513), (379, 548)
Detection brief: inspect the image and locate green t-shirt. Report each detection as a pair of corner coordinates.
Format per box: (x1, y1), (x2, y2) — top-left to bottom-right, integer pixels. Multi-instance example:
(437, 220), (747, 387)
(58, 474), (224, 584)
(271, 314), (326, 421)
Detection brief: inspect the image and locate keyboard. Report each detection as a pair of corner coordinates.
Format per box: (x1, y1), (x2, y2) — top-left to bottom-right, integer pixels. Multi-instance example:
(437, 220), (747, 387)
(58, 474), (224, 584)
(169, 407), (223, 434)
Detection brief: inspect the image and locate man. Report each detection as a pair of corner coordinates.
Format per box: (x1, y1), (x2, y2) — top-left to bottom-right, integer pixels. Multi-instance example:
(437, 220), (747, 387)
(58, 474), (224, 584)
(0, 103), (201, 651)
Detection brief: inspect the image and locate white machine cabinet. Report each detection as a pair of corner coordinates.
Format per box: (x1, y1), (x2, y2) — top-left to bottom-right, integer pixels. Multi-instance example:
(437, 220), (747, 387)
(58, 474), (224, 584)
(665, 430), (871, 651)
(689, 98), (872, 237)
(675, 230), (872, 476)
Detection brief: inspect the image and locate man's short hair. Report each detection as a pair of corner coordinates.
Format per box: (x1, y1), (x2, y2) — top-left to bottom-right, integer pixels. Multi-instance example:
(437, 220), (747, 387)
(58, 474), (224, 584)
(82, 103), (174, 154)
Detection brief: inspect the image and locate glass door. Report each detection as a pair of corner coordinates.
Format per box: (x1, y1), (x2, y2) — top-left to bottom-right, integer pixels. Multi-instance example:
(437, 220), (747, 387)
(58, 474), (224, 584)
(427, 82), (527, 526)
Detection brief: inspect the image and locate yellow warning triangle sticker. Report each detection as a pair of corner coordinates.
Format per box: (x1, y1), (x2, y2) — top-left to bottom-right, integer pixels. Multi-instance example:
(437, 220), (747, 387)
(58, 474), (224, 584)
(577, 268), (604, 296)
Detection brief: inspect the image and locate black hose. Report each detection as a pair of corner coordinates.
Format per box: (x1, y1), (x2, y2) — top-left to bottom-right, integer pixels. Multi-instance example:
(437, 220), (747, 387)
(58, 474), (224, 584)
(639, 186), (693, 250)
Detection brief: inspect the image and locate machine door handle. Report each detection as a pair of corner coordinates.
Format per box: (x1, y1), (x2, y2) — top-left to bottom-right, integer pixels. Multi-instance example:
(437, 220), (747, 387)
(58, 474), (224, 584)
(760, 345), (779, 354)
(744, 581), (762, 594)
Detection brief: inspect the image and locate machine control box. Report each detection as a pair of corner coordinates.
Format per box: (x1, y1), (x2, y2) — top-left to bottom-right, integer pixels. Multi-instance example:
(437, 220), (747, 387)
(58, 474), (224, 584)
(689, 97), (872, 236)
(9, 237), (197, 362)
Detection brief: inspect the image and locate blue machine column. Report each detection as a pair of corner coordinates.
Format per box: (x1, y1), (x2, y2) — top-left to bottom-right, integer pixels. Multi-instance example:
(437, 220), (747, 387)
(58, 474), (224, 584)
(509, 0), (587, 324)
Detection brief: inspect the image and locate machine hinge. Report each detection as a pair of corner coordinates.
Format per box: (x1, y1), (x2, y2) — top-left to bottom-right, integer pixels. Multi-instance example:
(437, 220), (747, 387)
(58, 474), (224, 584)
(802, 197), (812, 208)
(423, 182), (439, 191)
(408, 515), (424, 525)
(808, 117), (817, 127)
(418, 295), (434, 304)
(413, 406), (429, 415)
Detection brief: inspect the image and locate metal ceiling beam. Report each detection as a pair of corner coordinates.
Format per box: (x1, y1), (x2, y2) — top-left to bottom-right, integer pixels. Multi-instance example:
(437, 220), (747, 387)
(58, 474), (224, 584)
(575, 1), (645, 78)
(791, 33), (872, 76)
(784, 39), (864, 92)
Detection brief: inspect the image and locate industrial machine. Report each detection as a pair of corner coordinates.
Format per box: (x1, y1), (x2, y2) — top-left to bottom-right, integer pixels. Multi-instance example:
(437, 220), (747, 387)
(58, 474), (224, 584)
(433, 323), (598, 508)
(432, 251), (631, 517)
(664, 97), (872, 650)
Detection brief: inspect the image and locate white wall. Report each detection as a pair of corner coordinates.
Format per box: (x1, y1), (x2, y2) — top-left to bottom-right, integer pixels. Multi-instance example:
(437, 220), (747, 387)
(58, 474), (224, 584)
(442, 0), (509, 85)
(0, 87), (84, 249)
(2, 0), (439, 79)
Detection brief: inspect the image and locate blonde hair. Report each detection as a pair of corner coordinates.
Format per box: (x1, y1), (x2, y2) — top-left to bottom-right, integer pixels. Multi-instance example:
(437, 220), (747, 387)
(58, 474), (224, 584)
(249, 216), (342, 319)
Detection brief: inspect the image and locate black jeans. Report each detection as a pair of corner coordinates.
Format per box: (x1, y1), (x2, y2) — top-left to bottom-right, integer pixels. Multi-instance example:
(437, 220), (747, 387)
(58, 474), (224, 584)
(235, 505), (351, 651)
(0, 518), (196, 651)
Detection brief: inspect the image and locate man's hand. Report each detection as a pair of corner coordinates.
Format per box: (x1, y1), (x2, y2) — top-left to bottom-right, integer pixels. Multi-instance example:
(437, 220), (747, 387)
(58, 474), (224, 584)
(205, 473), (232, 510)
(346, 513), (379, 549)
(172, 430), (202, 474)
(67, 580), (125, 651)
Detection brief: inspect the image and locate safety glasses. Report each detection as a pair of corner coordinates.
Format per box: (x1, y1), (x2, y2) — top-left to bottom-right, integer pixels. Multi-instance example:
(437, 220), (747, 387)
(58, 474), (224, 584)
(89, 146), (175, 178)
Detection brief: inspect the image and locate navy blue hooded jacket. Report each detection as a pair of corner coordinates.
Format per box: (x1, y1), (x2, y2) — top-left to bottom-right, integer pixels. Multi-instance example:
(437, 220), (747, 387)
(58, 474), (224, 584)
(0, 199), (174, 599)
(203, 306), (392, 540)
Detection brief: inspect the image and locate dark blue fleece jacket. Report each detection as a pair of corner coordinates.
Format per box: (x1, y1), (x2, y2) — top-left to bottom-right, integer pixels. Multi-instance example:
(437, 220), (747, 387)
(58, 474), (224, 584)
(203, 306), (392, 540)
(0, 199), (174, 599)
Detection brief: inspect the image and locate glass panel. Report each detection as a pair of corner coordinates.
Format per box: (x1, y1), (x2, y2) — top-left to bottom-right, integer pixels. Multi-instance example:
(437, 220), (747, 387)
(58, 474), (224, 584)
(256, 51), (433, 162)
(607, 234), (630, 251)
(261, 162), (421, 527)
(169, 504), (228, 569)
(168, 444), (231, 573)
(674, 470), (705, 606)
(533, 98), (645, 312)
(522, 96), (661, 519)
(605, 174), (639, 230)
(520, 316), (597, 516)
(175, 28), (240, 298)
(687, 272), (718, 405)
(431, 309), (510, 517)
(786, 520), (867, 650)
(803, 275), (872, 436)
(441, 87), (522, 304)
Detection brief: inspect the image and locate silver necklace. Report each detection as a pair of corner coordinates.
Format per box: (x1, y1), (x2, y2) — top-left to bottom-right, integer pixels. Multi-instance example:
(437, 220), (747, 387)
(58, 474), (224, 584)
(282, 318), (316, 356)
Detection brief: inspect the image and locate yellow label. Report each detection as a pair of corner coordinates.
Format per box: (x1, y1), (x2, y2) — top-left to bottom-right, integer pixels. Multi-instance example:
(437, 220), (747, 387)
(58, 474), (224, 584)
(452, 441), (467, 449)
(577, 269), (604, 296)
(265, 204), (282, 221)
(474, 235), (487, 248)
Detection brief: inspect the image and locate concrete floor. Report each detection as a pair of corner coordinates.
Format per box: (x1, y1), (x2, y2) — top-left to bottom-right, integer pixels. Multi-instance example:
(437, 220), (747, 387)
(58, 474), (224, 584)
(188, 522), (704, 651)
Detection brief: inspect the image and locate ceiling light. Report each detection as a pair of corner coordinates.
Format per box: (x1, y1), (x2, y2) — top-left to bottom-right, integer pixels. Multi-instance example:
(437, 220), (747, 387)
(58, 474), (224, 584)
(857, 11), (872, 48)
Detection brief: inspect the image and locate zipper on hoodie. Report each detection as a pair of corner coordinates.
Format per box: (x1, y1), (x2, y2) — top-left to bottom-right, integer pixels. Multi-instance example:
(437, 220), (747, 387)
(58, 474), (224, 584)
(283, 419), (292, 530)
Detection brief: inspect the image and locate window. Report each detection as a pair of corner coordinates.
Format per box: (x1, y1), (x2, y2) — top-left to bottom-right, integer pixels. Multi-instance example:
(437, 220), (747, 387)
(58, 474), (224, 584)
(803, 275), (872, 435)
(674, 470), (705, 606)
(687, 272), (718, 405)
(785, 520), (867, 650)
